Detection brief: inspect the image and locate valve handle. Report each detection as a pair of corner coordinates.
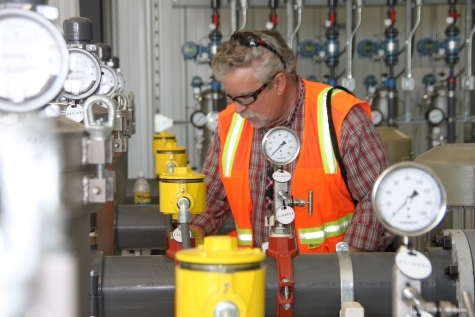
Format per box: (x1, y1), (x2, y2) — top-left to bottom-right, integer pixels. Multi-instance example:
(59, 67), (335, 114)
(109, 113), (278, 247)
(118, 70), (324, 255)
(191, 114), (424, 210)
(83, 95), (116, 141)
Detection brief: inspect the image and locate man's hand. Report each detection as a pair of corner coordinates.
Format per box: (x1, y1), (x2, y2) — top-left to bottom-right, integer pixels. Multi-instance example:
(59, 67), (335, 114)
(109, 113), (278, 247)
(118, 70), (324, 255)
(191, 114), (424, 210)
(189, 225), (206, 245)
(348, 246), (366, 252)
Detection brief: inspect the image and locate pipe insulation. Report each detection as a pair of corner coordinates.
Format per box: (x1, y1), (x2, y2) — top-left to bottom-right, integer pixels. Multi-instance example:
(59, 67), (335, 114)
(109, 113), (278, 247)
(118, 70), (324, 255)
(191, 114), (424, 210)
(96, 247), (456, 317)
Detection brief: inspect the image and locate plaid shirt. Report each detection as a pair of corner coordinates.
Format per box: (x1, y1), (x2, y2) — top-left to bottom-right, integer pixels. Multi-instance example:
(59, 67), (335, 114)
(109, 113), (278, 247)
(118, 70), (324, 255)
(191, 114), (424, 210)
(191, 78), (395, 251)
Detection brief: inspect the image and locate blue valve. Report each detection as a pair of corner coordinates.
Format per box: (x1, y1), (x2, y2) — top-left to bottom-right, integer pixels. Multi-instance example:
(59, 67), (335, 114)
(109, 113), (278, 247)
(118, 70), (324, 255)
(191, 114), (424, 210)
(357, 39), (378, 58)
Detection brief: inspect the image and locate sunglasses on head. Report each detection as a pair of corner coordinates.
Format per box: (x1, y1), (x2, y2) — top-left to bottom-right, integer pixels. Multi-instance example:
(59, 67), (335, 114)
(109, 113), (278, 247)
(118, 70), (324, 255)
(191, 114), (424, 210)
(230, 31), (287, 70)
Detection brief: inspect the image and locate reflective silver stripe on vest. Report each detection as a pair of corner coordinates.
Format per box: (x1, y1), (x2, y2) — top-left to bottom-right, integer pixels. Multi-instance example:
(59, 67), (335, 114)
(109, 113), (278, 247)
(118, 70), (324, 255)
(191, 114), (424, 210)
(222, 114), (245, 177)
(298, 217), (352, 241)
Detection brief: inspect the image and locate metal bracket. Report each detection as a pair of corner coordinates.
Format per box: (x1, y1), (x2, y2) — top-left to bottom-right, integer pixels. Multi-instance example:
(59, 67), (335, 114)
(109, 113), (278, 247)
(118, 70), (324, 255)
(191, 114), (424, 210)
(84, 176), (107, 204)
(336, 242), (354, 303)
(401, 77), (416, 91)
(113, 138), (128, 153)
(341, 78), (356, 92)
(461, 76), (475, 91)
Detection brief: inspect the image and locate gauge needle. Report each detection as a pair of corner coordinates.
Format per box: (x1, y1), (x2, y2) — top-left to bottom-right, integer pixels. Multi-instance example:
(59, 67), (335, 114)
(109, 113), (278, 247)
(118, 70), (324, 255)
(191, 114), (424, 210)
(272, 141), (286, 155)
(390, 190), (419, 219)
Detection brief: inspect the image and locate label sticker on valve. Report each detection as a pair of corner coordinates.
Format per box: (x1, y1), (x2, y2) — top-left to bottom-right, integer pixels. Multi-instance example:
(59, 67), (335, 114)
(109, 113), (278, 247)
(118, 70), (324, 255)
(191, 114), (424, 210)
(273, 170), (292, 183)
(172, 227), (192, 243)
(395, 249), (432, 279)
(275, 206), (295, 224)
(65, 104), (84, 122)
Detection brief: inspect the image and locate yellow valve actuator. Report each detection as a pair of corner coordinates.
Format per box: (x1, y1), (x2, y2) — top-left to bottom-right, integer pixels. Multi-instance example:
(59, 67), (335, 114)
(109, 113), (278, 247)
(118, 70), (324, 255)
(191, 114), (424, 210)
(175, 236), (266, 317)
(155, 141), (187, 176)
(153, 131), (176, 149)
(159, 166), (206, 219)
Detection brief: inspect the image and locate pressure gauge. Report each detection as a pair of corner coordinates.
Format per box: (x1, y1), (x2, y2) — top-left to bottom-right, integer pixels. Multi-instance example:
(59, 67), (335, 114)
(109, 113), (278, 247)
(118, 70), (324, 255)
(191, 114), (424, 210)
(205, 111), (219, 132)
(426, 108), (445, 126)
(262, 127), (301, 165)
(0, 8), (69, 112)
(96, 65), (118, 96)
(190, 110), (207, 128)
(371, 109), (384, 126)
(372, 162), (447, 237)
(62, 48), (101, 100)
(116, 71), (125, 93)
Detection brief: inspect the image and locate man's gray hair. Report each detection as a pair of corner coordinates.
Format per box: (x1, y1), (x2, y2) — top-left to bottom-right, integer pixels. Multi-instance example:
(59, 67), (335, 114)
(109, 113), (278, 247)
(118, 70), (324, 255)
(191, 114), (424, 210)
(211, 30), (297, 85)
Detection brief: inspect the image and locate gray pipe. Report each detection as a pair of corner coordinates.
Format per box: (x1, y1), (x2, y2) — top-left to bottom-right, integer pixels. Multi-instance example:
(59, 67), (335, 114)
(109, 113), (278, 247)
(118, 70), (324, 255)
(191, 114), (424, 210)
(98, 247), (455, 317)
(464, 0), (474, 121)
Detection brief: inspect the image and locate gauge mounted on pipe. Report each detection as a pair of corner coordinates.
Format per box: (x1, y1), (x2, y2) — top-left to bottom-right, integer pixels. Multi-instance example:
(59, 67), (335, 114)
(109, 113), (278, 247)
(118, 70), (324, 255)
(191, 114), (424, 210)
(62, 48), (101, 100)
(0, 8), (69, 112)
(371, 109), (384, 126)
(205, 111), (219, 132)
(426, 107), (445, 126)
(371, 161), (446, 237)
(262, 127), (300, 165)
(190, 110), (207, 128)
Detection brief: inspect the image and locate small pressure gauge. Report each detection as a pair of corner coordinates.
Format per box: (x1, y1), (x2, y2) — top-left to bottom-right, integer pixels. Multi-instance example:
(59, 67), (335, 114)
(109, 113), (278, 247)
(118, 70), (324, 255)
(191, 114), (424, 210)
(0, 8), (69, 112)
(426, 108), (445, 126)
(190, 110), (207, 128)
(262, 127), (301, 165)
(372, 162), (446, 237)
(205, 111), (219, 132)
(116, 71), (125, 93)
(96, 65), (118, 96)
(62, 48), (101, 100)
(371, 109), (384, 126)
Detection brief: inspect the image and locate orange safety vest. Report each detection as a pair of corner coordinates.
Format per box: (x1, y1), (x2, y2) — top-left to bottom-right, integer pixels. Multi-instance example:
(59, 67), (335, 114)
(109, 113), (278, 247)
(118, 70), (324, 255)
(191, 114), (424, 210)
(218, 80), (371, 253)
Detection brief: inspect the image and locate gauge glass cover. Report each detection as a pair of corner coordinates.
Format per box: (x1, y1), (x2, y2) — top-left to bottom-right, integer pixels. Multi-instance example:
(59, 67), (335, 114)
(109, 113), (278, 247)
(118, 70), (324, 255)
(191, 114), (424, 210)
(63, 49), (101, 99)
(262, 127), (300, 165)
(0, 9), (69, 112)
(427, 108), (444, 125)
(191, 110), (207, 128)
(372, 162), (446, 236)
(372, 109), (383, 126)
(96, 65), (118, 96)
(205, 111), (219, 131)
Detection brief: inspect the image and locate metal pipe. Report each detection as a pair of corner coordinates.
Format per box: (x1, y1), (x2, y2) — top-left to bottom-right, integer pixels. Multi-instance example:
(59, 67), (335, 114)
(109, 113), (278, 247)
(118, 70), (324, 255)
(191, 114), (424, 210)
(230, 0), (237, 32)
(464, 0), (474, 121)
(346, 0), (362, 79)
(98, 247), (455, 317)
(289, 0), (303, 49)
(239, 0), (248, 31)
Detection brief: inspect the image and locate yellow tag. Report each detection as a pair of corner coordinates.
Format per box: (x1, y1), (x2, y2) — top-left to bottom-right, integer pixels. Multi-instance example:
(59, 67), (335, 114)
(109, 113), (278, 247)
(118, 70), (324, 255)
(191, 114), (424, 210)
(134, 191), (151, 204)
(189, 227), (204, 246)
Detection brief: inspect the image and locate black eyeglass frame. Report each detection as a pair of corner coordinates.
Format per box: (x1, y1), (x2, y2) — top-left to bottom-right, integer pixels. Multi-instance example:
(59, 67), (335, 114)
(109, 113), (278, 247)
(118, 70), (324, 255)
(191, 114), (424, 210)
(225, 82), (269, 106)
(230, 31), (287, 70)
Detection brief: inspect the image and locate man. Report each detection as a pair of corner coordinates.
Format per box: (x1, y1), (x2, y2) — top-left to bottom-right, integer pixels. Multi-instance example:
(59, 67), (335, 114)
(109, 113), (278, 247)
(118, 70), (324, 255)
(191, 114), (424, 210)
(190, 29), (394, 253)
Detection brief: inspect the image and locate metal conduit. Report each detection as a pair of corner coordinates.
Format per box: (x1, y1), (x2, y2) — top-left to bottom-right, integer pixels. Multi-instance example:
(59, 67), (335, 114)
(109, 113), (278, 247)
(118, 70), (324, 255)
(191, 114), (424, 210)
(97, 247), (455, 317)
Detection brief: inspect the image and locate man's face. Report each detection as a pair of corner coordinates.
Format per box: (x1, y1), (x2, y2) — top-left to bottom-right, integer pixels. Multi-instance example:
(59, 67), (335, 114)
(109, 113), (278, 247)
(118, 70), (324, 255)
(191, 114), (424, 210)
(222, 67), (280, 129)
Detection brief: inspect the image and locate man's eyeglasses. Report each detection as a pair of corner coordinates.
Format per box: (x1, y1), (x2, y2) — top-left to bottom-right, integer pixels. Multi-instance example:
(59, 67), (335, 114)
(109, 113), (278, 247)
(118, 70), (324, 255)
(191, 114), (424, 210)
(230, 31), (287, 70)
(225, 82), (268, 106)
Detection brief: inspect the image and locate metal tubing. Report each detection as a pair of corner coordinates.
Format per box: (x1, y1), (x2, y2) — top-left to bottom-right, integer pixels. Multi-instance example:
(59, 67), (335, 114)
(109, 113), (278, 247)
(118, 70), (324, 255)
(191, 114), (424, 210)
(99, 248), (455, 317)
(464, 0), (474, 121)
(346, 0), (362, 79)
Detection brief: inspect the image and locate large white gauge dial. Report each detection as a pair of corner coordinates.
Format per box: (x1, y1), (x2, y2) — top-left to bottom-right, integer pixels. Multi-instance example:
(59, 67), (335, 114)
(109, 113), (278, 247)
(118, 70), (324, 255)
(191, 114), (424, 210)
(96, 65), (118, 96)
(62, 48), (101, 100)
(262, 127), (300, 165)
(372, 162), (446, 237)
(0, 8), (69, 112)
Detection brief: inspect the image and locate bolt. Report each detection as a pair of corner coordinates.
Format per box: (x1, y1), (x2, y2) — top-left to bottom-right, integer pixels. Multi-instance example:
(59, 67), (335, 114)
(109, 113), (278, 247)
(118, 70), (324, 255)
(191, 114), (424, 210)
(92, 186), (101, 195)
(442, 236), (452, 250)
(115, 143), (119, 148)
(444, 265), (459, 279)
(284, 303), (291, 310)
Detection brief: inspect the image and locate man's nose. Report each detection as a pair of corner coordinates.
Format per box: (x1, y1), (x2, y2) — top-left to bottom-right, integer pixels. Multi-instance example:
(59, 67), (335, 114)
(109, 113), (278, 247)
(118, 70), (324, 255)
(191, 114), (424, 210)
(234, 102), (247, 113)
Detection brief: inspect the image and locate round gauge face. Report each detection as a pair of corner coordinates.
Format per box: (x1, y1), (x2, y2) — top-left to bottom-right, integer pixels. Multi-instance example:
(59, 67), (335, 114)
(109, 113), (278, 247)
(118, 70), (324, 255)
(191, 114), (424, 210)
(262, 127), (301, 165)
(116, 71), (125, 93)
(205, 111), (219, 132)
(63, 49), (101, 100)
(427, 108), (445, 125)
(96, 65), (118, 96)
(372, 109), (383, 126)
(190, 110), (207, 128)
(0, 9), (69, 112)
(372, 162), (447, 237)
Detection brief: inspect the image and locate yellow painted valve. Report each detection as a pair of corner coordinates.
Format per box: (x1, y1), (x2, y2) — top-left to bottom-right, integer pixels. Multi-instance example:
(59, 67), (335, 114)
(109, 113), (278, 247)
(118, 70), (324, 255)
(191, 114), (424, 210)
(155, 141), (187, 176)
(175, 236), (266, 317)
(159, 166), (206, 219)
(153, 131), (176, 150)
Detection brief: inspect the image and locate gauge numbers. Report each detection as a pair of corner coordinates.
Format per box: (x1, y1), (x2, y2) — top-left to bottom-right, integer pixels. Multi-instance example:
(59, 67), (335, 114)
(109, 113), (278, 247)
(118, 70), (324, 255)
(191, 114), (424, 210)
(262, 127), (300, 165)
(372, 162), (446, 236)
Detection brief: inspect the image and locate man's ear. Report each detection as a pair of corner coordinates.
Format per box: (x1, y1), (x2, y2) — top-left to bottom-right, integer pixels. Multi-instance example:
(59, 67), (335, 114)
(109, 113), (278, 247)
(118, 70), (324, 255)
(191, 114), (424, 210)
(274, 72), (286, 96)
